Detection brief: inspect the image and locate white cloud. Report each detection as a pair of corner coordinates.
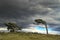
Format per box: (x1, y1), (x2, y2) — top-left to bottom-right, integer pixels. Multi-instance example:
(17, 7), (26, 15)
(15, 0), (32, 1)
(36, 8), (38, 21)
(21, 25), (60, 35)
(0, 27), (7, 30)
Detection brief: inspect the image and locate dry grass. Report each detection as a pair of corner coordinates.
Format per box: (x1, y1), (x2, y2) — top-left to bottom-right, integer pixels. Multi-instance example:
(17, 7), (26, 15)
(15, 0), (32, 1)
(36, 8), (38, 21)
(0, 32), (60, 40)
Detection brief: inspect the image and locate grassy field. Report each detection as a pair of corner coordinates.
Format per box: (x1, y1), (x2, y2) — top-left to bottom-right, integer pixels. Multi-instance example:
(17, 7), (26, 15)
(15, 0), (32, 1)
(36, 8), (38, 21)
(0, 32), (60, 40)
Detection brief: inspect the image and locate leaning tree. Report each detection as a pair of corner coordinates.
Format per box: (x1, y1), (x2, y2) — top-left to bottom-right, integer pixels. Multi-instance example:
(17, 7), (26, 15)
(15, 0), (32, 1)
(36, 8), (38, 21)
(34, 19), (48, 34)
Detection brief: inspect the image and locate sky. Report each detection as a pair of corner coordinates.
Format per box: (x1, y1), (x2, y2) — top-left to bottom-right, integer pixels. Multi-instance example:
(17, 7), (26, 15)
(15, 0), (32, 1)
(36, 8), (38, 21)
(0, 0), (60, 34)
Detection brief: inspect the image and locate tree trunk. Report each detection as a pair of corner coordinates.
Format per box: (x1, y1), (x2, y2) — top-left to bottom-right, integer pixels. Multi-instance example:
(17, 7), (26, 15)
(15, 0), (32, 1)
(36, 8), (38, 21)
(10, 29), (14, 32)
(45, 24), (48, 34)
(13, 28), (16, 32)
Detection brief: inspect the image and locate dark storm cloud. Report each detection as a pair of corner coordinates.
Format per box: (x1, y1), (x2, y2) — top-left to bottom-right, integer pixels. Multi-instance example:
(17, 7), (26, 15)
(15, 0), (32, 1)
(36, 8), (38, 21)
(0, 0), (60, 30)
(0, 0), (51, 24)
(53, 27), (60, 31)
(0, 0), (52, 18)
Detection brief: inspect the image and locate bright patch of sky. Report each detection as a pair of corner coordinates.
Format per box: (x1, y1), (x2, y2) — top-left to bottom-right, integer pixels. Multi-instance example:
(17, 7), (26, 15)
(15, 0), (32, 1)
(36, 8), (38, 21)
(35, 26), (52, 31)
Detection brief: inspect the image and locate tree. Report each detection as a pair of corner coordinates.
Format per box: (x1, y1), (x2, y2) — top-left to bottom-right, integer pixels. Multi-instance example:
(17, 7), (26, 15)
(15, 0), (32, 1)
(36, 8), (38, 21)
(4, 22), (21, 32)
(34, 19), (48, 34)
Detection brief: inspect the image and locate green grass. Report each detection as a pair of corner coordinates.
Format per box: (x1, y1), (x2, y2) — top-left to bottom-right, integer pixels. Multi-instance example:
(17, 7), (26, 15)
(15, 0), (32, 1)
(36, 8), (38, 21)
(0, 32), (60, 40)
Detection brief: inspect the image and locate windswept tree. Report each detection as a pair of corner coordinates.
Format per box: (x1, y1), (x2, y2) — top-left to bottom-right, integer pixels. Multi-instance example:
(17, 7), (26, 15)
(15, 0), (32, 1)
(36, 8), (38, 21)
(34, 19), (48, 34)
(4, 22), (21, 32)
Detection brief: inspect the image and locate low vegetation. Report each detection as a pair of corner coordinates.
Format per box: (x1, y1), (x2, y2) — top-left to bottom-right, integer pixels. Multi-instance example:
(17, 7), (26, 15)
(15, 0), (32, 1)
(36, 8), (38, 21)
(0, 32), (60, 40)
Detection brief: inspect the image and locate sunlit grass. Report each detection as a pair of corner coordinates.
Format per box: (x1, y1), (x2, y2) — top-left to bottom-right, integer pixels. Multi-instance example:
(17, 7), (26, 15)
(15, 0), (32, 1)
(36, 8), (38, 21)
(0, 32), (60, 40)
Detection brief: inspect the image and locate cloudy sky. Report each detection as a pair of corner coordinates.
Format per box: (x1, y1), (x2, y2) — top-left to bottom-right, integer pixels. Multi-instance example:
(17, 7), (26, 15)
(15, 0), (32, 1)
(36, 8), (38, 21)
(0, 0), (60, 34)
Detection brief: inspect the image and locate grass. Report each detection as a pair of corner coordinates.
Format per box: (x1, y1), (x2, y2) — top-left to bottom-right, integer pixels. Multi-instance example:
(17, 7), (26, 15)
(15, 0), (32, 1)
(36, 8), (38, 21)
(0, 32), (60, 40)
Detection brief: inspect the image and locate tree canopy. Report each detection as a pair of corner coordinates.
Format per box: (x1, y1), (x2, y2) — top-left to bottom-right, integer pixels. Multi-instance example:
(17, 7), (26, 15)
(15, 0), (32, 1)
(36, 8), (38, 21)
(35, 19), (46, 24)
(4, 22), (21, 32)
